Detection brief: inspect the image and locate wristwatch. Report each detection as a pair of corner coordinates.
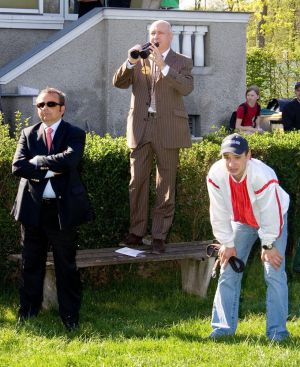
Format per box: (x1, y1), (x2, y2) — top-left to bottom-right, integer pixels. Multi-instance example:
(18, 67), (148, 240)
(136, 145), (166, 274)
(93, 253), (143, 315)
(262, 243), (274, 250)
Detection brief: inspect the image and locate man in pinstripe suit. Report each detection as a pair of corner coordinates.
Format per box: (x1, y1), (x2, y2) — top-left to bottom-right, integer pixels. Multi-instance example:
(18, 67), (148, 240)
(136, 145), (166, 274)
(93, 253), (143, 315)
(113, 20), (194, 253)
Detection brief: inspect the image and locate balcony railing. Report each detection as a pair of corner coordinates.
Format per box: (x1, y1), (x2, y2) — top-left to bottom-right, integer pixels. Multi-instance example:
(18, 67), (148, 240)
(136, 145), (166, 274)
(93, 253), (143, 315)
(147, 24), (208, 67)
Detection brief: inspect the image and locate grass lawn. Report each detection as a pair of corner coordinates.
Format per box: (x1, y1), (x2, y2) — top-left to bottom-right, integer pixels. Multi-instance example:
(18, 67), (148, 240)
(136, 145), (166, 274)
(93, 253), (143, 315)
(1, 251), (300, 367)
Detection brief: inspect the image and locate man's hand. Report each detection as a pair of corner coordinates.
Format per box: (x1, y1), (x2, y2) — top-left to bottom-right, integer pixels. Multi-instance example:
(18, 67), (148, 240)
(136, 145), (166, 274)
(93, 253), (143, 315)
(219, 245), (237, 268)
(149, 43), (166, 70)
(261, 248), (283, 269)
(128, 44), (142, 65)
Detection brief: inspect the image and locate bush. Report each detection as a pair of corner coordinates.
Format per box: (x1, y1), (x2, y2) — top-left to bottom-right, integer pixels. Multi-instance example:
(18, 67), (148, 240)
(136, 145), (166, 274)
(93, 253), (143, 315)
(79, 134), (131, 247)
(0, 119), (20, 278)
(1, 122), (300, 278)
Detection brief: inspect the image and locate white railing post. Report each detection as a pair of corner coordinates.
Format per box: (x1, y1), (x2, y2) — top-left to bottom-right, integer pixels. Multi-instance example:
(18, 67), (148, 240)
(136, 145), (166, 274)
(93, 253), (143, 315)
(146, 24), (150, 43)
(182, 26), (195, 59)
(194, 26), (208, 67)
(146, 24), (208, 67)
(171, 25), (183, 53)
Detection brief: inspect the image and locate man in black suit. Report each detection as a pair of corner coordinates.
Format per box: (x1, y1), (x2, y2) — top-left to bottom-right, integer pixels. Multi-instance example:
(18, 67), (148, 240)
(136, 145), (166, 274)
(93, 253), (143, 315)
(282, 82), (300, 130)
(12, 87), (92, 331)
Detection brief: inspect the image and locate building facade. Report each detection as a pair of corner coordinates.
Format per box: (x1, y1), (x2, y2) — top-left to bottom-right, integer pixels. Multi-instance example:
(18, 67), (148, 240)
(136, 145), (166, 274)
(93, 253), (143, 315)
(0, 4), (250, 137)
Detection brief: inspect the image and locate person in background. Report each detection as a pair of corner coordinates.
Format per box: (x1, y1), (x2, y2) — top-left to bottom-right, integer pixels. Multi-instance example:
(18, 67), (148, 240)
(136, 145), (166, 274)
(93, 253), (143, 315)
(78, 0), (102, 17)
(113, 20), (193, 254)
(12, 87), (93, 331)
(282, 82), (300, 131)
(235, 85), (263, 134)
(207, 133), (289, 342)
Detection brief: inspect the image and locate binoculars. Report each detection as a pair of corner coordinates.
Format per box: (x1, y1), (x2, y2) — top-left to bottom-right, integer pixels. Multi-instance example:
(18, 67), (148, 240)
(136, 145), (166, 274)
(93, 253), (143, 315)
(130, 42), (159, 59)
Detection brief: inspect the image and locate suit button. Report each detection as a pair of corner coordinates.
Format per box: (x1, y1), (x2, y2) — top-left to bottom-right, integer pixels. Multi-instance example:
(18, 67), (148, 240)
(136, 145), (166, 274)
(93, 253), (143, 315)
(58, 196), (62, 199)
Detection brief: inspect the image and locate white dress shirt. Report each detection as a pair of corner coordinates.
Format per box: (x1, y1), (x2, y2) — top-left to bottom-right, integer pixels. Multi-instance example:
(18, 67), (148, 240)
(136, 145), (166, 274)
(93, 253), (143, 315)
(147, 49), (170, 113)
(30, 119), (61, 198)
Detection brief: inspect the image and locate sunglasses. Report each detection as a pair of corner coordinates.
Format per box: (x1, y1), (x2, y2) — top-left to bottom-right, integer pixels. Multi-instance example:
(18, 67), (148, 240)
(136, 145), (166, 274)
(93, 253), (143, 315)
(36, 101), (63, 109)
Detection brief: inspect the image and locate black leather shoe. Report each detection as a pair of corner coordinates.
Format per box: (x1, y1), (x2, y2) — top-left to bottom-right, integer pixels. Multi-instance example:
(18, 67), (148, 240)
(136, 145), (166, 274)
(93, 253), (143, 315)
(119, 233), (143, 247)
(151, 239), (166, 254)
(65, 321), (79, 332)
(63, 316), (79, 332)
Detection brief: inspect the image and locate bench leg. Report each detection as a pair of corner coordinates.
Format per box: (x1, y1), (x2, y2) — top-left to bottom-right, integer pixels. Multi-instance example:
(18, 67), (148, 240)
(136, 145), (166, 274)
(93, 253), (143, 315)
(42, 268), (58, 310)
(180, 258), (215, 297)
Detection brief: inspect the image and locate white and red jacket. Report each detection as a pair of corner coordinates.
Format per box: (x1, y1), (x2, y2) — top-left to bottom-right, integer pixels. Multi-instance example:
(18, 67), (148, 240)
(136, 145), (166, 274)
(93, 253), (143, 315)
(207, 158), (289, 248)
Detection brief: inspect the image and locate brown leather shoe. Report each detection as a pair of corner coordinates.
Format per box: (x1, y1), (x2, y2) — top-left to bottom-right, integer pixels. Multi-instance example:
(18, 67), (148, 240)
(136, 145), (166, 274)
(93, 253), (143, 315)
(119, 233), (143, 247)
(151, 239), (165, 254)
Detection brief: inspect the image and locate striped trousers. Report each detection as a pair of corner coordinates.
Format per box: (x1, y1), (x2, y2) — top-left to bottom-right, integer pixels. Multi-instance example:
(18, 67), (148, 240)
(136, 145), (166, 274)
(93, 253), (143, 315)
(129, 115), (179, 240)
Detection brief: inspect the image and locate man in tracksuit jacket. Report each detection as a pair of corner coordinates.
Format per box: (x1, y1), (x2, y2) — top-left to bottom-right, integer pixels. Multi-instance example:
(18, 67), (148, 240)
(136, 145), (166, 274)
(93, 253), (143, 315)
(207, 133), (290, 341)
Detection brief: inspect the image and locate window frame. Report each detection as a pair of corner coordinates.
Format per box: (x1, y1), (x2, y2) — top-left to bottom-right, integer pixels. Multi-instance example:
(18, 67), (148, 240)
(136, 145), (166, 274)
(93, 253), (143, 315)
(0, 0), (43, 14)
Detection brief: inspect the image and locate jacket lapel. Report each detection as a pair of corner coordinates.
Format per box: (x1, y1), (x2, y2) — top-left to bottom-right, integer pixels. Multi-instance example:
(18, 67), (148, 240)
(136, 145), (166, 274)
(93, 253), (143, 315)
(158, 49), (176, 82)
(164, 48), (176, 66)
(51, 120), (67, 154)
(37, 123), (48, 155)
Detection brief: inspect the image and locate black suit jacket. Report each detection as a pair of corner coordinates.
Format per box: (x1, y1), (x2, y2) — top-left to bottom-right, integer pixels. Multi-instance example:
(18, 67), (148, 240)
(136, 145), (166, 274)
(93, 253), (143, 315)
(11, 120), (93, 229)
(282, 98), (300, 131)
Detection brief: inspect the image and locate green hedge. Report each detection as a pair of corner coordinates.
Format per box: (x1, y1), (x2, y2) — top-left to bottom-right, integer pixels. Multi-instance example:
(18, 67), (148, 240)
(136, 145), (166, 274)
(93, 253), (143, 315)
(1, 122), (300, 277)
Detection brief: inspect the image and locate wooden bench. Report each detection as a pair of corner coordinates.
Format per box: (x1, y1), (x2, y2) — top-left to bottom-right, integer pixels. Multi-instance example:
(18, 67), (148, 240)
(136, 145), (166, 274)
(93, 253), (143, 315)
(9, 240), (217, 310)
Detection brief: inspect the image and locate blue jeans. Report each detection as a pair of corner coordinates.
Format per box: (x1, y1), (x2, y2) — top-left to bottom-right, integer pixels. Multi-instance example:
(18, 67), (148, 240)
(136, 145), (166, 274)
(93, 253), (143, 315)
(211, 215), (289, 340)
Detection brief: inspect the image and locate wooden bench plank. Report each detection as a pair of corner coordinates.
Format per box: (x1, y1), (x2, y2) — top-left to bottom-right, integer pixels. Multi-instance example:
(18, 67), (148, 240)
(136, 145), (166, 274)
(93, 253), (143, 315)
(8, 240), (217, 309)
(8, 240), (214, 268)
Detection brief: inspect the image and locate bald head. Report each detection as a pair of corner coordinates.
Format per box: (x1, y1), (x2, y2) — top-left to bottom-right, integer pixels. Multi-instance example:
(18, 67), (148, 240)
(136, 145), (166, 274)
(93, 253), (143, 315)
(149, 20), (173, 53)
(150, 20), (172, 33)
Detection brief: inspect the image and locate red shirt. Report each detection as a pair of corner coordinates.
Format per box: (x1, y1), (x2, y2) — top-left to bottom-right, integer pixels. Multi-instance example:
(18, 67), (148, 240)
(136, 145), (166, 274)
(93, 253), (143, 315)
(236, 103), (259, 127)
(229, 175), (259, 228)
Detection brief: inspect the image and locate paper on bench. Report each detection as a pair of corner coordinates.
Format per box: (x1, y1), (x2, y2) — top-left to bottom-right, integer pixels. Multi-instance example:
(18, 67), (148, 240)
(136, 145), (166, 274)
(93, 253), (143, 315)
(115, 247), (146, 257)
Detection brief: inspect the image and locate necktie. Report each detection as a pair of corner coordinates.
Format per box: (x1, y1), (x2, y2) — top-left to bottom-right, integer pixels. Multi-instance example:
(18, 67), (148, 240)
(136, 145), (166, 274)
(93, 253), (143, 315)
(46, 127), (53, 152)
(150, 60), (159, 112)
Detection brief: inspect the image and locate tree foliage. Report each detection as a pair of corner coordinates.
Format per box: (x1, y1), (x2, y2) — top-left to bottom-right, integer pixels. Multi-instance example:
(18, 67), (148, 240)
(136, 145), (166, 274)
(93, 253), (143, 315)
(195, 0), (300, 58)
(246, 47), (277, 103)
(245, 0), (300, 99)
(193, 0), (300, 101)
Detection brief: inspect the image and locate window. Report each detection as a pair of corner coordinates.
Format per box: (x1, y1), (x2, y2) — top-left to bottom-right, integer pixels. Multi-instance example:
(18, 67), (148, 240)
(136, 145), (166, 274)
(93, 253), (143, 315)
(43, 0), (60, 13)
(189, 115), (201, 138)
(0, 0), (78, 19)
(0, 0), (42, 13)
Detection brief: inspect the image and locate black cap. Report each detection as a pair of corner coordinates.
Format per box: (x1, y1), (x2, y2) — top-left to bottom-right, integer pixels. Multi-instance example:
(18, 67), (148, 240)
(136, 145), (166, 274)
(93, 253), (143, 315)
(221, 133), (249, 155)
(295, 82), (300, 90)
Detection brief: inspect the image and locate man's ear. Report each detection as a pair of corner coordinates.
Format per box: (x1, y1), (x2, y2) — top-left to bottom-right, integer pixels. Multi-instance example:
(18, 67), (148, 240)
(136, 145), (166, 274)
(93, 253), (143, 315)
(247, 150), (252, 160)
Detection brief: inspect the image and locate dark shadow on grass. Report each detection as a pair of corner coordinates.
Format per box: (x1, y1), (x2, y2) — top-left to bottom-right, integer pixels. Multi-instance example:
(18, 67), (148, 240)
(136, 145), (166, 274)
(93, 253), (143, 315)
(1, 271), (214, 339)
(10, 313), (300, 349)
(2, 256), (300, 343)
